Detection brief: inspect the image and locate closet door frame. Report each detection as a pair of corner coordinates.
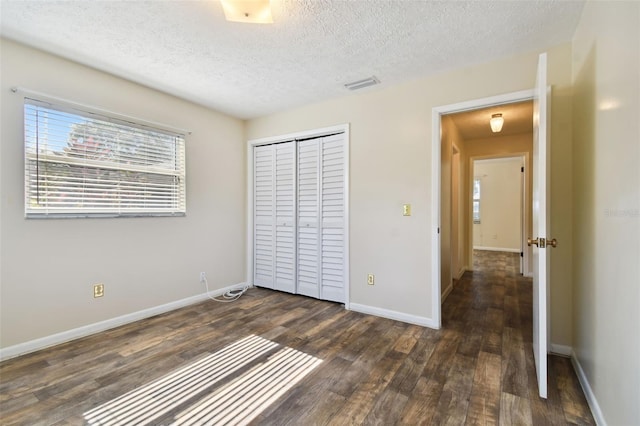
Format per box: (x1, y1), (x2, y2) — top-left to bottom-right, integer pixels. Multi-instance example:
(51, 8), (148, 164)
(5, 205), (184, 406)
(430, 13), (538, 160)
(246, 124), (350, 308)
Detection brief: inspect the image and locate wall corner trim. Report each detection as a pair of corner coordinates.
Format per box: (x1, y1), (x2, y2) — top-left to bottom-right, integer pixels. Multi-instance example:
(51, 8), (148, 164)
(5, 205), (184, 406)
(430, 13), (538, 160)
(0, 282), (248, 361)
(571, 349), (607, 426)
(348, 303), (439, 329)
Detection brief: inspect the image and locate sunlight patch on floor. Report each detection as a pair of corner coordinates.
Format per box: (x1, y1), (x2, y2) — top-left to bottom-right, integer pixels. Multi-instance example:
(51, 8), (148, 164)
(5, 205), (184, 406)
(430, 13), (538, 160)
(174, 346), (322, 425)
(83, 335), (281, 425)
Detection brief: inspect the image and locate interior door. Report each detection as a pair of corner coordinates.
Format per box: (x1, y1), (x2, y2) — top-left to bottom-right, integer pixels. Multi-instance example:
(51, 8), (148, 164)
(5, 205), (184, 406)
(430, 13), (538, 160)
(297, 138), (320, 299)
(274, 142), (296, 293)
(319, 134), (346, 303)
(531, 52), (550, 399)
(253, 143), (296, 293)
(254, 144), (275, 289)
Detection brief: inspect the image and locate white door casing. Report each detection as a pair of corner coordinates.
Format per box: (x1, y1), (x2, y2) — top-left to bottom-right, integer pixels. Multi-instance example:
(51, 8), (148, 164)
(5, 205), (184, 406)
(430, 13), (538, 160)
(431, 89), (535, 329)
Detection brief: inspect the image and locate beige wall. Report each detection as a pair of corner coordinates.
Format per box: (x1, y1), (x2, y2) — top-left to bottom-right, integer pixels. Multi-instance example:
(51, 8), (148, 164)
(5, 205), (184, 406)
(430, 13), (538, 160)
(441, 116), (466, 294)
(572, 2), (640, 424)
(247, 43), (575, 347)
(0, 39), (247, 348)
(473, 158), (523, 251)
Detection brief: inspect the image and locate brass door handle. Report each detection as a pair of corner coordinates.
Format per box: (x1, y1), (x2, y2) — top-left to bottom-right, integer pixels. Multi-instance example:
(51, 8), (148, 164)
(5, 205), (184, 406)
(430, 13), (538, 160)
(527, 237), (558, 248)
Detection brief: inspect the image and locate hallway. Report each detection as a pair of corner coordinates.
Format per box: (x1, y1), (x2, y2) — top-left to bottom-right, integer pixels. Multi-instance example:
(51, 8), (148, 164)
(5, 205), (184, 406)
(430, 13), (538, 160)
(442, 250), (594, 424)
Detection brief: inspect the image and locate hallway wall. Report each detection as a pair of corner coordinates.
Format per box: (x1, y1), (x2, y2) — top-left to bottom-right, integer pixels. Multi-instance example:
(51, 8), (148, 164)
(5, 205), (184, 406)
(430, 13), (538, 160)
(473, 158), (523, 252)
(571, 2), (640, 424)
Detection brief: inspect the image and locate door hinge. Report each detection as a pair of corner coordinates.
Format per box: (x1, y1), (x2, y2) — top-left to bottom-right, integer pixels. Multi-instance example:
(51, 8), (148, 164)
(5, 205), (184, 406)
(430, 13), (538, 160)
(521, 166), (524, 173)
(437, 227), (440, 234)
(520, 251), (524, 257)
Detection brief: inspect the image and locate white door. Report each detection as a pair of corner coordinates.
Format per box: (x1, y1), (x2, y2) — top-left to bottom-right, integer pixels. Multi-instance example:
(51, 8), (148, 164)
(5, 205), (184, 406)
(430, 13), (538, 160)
(254, 144), (275, 289)
(296, 134), (346, 302)
(319, 134), (346, 303)
(297, 139), (320, 298)
(274, 142), (296, 293)
(253, 143), (296, 293)
(531, 52), (552, 399)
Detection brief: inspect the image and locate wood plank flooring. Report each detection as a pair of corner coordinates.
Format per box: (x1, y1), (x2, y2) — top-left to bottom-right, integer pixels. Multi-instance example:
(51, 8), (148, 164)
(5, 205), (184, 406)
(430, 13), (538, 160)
(0, 251), (595, 425)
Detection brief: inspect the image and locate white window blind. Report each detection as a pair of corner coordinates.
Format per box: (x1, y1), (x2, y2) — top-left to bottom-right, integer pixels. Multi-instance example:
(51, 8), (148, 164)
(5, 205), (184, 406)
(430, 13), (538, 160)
(24, 98), (186, 218)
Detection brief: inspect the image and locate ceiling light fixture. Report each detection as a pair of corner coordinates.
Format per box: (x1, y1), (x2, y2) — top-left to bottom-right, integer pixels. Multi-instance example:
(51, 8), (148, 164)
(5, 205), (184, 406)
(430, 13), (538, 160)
(490, 113), (504, 132)
(221, 0), (273, 24)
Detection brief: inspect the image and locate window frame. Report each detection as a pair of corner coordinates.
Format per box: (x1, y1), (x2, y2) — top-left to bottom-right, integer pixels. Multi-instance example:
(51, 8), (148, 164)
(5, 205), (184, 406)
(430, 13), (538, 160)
(23, 97), (187, 219)
(473, 177), (481, 224)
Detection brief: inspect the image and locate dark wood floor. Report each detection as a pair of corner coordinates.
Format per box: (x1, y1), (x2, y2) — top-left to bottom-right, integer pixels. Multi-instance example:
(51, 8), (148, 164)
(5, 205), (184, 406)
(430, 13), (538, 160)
(0, 250), (594, 425)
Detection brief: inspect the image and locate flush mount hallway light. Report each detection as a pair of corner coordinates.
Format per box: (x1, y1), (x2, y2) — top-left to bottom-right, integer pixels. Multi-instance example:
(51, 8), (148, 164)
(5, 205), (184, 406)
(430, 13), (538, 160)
(221, 0), (273, 24)
(490, 113), (504, 132)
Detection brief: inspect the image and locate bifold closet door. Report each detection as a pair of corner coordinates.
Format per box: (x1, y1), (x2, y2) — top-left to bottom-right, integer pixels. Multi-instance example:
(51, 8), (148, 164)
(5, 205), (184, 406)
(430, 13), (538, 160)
(253, 143), (296, 293)
(296, 139), (320, 298)
(319, 134), (346, 303)
(297, 134), (345, 303)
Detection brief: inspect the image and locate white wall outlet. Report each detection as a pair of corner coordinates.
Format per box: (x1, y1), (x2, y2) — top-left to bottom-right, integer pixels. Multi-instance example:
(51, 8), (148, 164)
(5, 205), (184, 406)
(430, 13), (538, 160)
(367, 274), (375, 285)
(199, 272), (206, 283)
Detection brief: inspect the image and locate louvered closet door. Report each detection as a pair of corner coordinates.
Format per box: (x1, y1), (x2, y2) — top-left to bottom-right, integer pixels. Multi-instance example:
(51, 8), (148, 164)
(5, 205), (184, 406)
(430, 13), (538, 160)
(319, 134), (345, 303)
(297, 134), (346, 302)
(273, 143), (296, 293)
(297, 139), (320, 299)
(253, 143), (296, 293)
(253, 145), (274, 289)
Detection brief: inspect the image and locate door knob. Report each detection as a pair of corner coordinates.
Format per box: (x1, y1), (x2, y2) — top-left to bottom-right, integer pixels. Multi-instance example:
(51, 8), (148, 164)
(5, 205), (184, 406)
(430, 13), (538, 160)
(527, 237), (558, 248)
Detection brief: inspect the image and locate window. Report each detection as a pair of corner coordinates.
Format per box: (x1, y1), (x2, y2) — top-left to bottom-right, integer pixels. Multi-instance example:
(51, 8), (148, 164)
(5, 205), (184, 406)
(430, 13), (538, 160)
(473, 178), (481, 224)
(24, 98), (186, 218)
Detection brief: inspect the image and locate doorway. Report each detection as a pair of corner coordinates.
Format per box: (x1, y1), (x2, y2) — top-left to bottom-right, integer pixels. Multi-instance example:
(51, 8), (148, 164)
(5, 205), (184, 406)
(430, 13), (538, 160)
(431, 90), (535, 327)
(471, 155), (526, 274)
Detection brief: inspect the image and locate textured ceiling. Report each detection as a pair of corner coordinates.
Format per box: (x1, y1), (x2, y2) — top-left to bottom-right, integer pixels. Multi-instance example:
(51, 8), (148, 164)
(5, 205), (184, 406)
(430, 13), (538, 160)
(449, 101), (534, 140)
(0, 0), (584, 119)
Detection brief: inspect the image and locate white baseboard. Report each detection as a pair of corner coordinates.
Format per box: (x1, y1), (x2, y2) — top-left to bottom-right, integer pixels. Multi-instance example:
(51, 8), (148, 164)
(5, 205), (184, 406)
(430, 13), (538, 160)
(349, 303), (438, 329)
(441, 284), (453, 302)
(454, 267), (467, 280)
(571, 349), (606, 426)
(0, 282), (248, 361)
(473, 246), (521, 253)
(550, 343), (572, 357)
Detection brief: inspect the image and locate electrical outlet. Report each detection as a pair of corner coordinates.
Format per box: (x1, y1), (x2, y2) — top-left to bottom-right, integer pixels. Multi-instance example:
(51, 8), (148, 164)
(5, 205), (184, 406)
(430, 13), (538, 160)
(199, 272), (206, 283)
(367, 274), (375, 285)
(93, 283), (104, 298)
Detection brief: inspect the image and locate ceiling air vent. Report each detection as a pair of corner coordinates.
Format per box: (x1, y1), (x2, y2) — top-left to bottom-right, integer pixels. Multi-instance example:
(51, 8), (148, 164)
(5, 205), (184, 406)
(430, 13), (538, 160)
(344, 76), (380, 91)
